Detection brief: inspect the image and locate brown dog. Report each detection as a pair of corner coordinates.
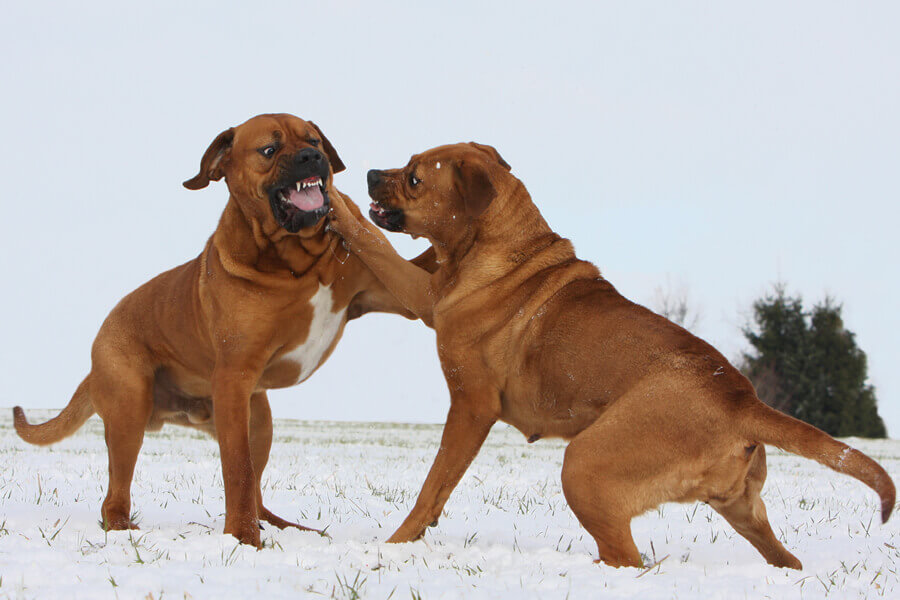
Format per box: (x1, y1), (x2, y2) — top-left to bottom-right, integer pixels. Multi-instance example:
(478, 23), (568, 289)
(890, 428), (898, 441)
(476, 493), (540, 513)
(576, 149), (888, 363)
(327, 142), (895, 569)
(13, 113), (434, 548)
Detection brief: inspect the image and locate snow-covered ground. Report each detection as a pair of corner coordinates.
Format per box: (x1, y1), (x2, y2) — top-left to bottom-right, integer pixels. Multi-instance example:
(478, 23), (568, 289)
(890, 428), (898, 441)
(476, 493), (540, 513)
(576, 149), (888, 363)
(1, 410), (898, 599)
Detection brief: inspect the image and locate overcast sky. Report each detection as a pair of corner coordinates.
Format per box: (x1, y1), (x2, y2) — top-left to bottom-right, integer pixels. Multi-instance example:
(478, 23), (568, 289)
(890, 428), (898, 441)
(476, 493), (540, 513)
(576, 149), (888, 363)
(1, 1), (898, 435)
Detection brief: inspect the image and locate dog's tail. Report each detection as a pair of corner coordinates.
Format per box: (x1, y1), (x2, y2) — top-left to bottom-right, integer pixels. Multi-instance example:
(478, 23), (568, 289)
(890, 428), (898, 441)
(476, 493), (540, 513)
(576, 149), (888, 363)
(742, 401), (895, 523)
(13, 376), (95, 446)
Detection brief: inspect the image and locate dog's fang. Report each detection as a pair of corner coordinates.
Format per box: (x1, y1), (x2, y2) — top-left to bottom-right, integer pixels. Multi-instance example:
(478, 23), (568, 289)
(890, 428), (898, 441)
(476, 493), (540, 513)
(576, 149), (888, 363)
(296, 182), (302, 192)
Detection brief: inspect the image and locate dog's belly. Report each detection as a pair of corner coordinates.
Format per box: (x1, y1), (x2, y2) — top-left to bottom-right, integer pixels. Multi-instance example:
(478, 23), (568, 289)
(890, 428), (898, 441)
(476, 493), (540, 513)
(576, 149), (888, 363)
(149, 368), (215, 433)
(500, 400), (598, 441)
(265, 283), (347, 389)
(500, 376), (607, 442)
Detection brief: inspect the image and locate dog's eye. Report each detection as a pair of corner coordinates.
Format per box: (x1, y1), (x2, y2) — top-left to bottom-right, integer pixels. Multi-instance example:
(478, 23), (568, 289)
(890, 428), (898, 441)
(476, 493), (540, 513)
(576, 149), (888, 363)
(258, 145), (277, 158)
(409, 173), (421, 187)
(308, 139), (321, 147)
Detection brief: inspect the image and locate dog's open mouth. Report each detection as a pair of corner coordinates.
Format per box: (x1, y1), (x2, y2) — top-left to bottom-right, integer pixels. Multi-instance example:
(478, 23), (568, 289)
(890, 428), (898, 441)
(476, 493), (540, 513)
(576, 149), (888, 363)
(369, 201), (404, 232)
(270, 176), (330, 233)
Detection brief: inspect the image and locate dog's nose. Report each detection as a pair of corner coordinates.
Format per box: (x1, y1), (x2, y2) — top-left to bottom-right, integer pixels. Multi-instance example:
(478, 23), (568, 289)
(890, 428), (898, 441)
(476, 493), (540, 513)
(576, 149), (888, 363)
(295, 147), (324, 167)
(367, 169), (382, 191)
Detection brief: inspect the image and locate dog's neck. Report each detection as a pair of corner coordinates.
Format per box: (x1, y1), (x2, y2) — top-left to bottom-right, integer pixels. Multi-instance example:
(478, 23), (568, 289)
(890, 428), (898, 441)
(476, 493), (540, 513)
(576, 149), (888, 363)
(481, 179), (554, 244)
(432, 180), (553, 264)
(212, 196), (338, 281)
(430, 179), (575, 289)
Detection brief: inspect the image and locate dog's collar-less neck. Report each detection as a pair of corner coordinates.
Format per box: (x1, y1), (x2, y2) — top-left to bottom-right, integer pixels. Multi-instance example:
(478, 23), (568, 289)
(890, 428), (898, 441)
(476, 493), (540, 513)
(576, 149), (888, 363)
(214, 197), (336, 283)
(429, 227), (477, 271)
(264, 222), (339, 280)
(434, 181), (549, 270)
(284, 233), (347, 278)
(430, 182), (570, 296)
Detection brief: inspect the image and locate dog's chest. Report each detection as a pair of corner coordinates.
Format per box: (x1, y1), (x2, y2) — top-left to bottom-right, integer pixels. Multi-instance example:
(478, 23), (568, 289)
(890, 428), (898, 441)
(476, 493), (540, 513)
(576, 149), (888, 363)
(280, 284), (347, 384)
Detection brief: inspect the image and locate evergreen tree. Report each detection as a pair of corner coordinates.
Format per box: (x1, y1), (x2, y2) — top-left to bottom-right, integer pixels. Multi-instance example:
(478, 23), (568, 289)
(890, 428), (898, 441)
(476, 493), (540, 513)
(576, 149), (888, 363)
(742, 285), (886, 438)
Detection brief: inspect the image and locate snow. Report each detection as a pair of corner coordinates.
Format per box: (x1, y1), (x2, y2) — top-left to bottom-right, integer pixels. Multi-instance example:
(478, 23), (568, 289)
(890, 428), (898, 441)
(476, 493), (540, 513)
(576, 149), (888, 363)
(1, 410), (898, 599)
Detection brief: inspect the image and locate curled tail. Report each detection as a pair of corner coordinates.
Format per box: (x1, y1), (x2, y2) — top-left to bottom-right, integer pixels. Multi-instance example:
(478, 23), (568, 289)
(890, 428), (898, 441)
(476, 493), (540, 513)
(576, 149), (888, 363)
(13, 376), (95, 446)
(743, 402), (896, 523)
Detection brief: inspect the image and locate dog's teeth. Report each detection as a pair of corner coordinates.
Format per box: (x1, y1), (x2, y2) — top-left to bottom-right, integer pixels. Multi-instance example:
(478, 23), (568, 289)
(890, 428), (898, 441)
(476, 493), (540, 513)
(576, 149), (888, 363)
(296, 182), (302, 192)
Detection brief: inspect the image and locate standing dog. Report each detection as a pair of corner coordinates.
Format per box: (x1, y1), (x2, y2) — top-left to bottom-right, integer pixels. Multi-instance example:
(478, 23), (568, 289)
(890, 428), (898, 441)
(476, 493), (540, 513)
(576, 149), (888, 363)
(14, 114), (433, 548)
(327, 142), (895, 569)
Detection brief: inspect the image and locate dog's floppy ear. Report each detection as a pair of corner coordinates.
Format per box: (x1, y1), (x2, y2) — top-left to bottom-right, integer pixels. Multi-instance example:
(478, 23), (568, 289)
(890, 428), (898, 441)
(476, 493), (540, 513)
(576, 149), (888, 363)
(455, 159), (497, 218)
(183, 127), (235, 190)
(468, 142), (511, 172)
(309, 121), (346, 174)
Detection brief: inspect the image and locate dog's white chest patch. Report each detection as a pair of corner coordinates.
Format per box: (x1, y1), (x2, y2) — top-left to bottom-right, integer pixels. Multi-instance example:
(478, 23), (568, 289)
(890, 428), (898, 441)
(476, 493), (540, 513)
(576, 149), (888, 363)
(282, 284), (346, 383)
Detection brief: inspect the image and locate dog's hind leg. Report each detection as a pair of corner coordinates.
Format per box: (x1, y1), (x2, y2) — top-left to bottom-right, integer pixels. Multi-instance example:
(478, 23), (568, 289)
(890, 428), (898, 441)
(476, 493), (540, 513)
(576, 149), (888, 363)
(561, 429), (645, 568)
(249, 393), (326, 536)
(708, 445), (802, 569)
(560, 393), (701, 569)
(91, 360), (154, 531)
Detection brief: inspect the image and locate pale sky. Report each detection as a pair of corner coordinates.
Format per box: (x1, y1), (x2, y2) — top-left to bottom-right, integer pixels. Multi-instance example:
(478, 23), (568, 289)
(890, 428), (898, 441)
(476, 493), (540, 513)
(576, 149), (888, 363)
(1, 2), (898, 434)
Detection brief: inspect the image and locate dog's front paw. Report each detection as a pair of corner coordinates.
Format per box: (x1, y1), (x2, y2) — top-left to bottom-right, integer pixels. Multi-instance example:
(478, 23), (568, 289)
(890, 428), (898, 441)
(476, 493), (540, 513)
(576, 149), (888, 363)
(326, 192), (352, 233)
(101, 503), (140, 532)
(225, 521), (262, 549)
(101, 516), (140, 531)
(386, 522), (428, 544)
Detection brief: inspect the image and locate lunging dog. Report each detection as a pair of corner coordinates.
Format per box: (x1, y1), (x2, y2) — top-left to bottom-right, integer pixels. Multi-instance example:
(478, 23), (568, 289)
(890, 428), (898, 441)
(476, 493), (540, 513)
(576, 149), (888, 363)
(14, 113), (433, 547)
(327, 142), (895, 568)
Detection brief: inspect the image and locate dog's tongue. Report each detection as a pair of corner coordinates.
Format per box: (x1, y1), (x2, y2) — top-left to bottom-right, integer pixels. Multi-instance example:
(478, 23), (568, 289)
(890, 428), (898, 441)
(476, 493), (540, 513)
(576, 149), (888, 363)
(288, 186), (324, 211)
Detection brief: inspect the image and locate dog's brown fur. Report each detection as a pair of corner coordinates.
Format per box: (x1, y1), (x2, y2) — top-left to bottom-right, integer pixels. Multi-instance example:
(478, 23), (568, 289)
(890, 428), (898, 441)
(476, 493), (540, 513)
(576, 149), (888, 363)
(14, 114), (434, 547)
(327, 142), (895, 569)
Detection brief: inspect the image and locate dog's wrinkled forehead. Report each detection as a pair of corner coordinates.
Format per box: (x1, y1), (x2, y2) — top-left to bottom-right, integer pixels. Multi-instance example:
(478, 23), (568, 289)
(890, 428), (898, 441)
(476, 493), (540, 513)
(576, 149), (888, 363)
(409, 145), (457, 168)
(233, 114), (316, 150)
(407, 143), (496, 172)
